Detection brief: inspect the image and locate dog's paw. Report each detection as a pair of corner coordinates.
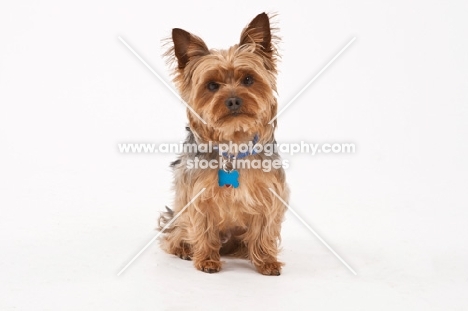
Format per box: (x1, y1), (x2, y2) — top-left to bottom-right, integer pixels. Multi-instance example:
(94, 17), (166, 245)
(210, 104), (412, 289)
(256, 261), (283, 276)
(177, 253), (192, 261)
(195, 259), (222, 274)
(173, 244), (192, 261)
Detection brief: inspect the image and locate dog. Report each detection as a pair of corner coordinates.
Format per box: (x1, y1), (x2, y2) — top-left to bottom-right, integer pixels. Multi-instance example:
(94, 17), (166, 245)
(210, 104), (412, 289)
(158, 12), (289, 275)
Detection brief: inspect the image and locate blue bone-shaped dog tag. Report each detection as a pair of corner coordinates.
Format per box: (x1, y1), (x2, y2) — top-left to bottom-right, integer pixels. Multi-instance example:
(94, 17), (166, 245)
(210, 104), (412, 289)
(218, 169), (239, 188)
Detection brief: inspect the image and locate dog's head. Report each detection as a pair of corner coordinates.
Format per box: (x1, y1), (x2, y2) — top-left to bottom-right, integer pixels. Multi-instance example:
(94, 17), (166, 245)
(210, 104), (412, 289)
(166, 13), (279, 143)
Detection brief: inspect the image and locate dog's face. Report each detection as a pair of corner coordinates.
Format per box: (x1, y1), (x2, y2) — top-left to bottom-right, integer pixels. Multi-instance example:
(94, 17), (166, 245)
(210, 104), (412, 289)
(167, 13), (278, 143)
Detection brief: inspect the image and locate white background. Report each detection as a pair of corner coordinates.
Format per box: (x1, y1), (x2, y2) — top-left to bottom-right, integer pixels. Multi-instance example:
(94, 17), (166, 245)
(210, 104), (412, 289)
(1, 0), (467, 310)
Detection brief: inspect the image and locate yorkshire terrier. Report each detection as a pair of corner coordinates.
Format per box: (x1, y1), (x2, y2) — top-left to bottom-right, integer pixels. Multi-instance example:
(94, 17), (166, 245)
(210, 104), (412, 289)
(158, 12), (289, 275)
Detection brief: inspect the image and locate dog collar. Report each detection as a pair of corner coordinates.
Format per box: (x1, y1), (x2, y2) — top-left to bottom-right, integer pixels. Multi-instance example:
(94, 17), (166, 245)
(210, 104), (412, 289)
(213, 134), (259, 160)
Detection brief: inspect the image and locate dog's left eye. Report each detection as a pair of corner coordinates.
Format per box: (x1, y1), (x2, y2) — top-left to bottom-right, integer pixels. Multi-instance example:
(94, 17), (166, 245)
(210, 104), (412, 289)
(242, 75), (254, 86)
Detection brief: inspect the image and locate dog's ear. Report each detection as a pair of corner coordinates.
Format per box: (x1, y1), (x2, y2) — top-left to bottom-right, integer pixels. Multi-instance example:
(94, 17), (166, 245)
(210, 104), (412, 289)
(172, 28), (209, 69)
(239, 13), (272, 56)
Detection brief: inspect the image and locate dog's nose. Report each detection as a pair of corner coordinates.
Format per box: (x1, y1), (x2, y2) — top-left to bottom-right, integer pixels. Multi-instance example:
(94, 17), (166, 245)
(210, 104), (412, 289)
(225, 97), (243, 111)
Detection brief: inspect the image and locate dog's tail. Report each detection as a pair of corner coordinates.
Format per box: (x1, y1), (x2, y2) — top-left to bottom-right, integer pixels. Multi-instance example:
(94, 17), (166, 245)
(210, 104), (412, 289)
(157, 206), (175, 233)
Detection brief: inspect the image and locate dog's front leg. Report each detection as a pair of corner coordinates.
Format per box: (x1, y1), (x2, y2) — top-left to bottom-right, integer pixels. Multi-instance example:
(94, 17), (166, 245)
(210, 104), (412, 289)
(245, 211), (284, 276)
(189, 204), (222, 273)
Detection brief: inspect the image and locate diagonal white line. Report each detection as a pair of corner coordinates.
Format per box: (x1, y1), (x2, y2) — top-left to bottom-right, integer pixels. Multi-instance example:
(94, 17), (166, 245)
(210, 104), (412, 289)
(269, 188), (357, 275)
(118, 36), (207, 125)
(117, 188), (206, 276)
(269, 37), (356, 125)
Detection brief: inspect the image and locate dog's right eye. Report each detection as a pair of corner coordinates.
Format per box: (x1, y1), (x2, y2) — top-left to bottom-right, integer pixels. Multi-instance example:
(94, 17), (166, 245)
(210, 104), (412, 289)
(207, 82), (220, 92)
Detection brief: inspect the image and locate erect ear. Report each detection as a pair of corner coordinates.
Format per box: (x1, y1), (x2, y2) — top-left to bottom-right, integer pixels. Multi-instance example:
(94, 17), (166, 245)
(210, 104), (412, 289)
(239, 13), (272, 55)
(172, 28), (209, 69)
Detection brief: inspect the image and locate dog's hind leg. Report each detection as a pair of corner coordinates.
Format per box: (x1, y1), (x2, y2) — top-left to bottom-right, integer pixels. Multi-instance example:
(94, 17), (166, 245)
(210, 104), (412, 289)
(158, 206), (193, 260)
